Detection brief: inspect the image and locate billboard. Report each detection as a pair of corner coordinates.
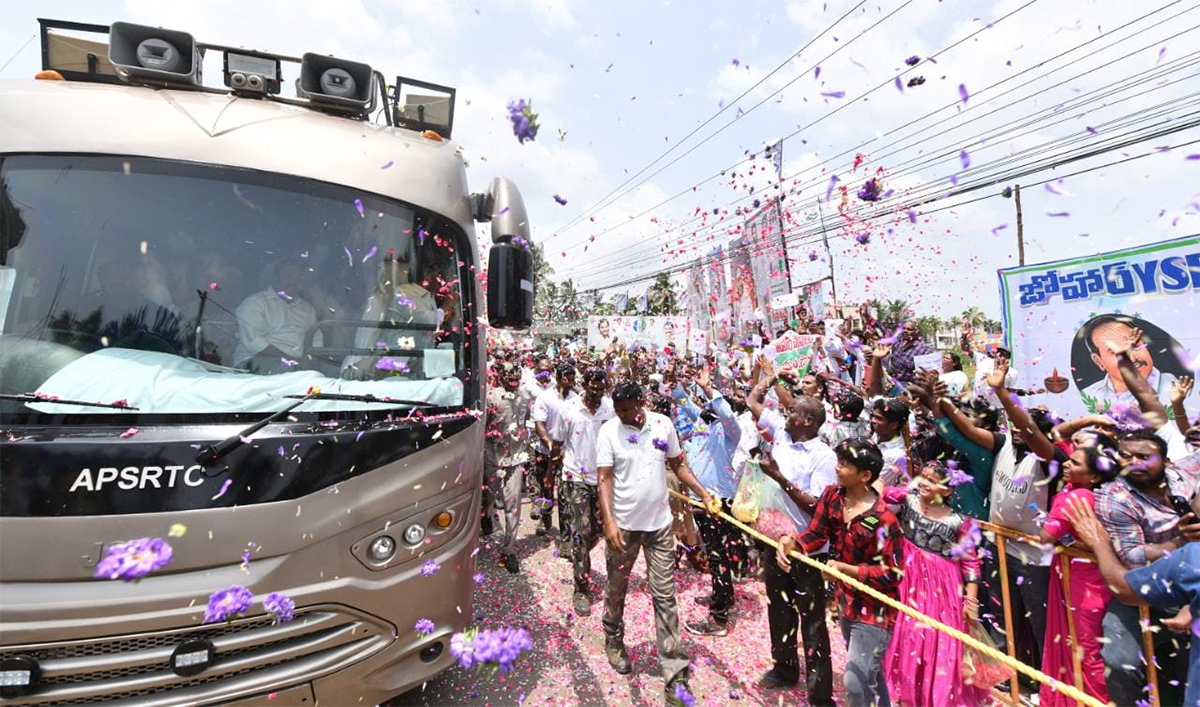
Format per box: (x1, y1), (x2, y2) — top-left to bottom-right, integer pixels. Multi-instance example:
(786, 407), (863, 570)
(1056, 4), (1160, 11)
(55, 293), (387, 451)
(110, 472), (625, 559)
(728, 238), (758, 338)
(999, 235), (1200, 421)
(586, 316), (689, 353)
(685, 260), (710, 339)
(744, 198), (793, 333)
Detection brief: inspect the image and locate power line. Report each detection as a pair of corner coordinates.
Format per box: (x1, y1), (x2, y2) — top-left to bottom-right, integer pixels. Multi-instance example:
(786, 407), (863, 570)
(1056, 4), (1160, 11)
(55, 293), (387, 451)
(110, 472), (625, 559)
(567, 56), (1200, 282)
(557, 1), (1194, 278)
(548, 0), (908, 243)
(581, 114), (1200, 294)
(564, 15), (1200, 281)
(548, 0), (1044, 256)
(548, 0), (870, 239)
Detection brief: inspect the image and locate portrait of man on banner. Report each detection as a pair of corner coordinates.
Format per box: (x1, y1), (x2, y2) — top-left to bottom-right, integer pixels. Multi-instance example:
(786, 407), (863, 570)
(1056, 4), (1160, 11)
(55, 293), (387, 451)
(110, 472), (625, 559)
(1071, 313), (1198, 420)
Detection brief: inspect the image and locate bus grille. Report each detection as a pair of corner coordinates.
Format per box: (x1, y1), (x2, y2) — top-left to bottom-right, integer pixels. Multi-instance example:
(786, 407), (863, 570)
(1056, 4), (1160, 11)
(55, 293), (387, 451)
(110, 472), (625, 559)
(0, 608), (391, 706)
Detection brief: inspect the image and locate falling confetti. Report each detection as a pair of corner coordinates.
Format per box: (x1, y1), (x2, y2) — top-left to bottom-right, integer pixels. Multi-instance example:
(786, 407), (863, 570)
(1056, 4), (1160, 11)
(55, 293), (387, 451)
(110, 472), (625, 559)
(213, 478), (233, 500)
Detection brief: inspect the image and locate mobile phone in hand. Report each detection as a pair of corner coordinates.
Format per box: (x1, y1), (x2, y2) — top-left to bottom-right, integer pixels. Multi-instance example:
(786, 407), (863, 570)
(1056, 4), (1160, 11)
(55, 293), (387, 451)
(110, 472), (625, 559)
(1168, 494), (1196, 520)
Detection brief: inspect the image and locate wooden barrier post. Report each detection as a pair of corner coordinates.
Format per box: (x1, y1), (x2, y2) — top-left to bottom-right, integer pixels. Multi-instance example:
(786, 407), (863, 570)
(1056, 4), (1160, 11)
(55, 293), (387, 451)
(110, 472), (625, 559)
(1139, 605), (1161, 707)
(1060, 556), (1084, 694)
(994, 534), (1022, 707)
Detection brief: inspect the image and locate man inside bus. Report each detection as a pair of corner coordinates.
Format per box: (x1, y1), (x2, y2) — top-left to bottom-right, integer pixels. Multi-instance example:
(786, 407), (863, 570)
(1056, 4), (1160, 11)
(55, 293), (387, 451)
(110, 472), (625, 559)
(233, 259), (318, 374)
(342, 246), (438, 380)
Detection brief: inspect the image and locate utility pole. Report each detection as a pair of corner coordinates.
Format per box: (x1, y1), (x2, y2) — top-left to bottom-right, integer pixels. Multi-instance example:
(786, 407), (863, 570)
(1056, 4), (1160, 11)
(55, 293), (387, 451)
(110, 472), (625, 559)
(1014, 183), (1025, 266)
(816, 197), (838, 304)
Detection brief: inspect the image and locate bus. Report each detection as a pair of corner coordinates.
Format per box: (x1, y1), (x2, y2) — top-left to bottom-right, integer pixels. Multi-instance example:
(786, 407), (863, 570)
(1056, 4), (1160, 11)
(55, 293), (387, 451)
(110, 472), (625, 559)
(0, 18), (533, 705)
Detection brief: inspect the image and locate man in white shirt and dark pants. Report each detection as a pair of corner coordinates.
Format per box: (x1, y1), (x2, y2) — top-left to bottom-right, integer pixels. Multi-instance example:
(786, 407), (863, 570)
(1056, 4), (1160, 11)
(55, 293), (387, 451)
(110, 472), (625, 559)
(596, 381), (720, 701)
(552, 367), (616, 616)
(747, 360), (837, 706)
(532, 362), (579, 547)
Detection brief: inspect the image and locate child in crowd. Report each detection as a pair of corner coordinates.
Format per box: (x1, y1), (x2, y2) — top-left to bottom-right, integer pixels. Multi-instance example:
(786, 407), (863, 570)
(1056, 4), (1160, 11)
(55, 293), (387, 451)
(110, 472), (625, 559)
(881, 460), (990, 707)
(779, 438), (903, 707)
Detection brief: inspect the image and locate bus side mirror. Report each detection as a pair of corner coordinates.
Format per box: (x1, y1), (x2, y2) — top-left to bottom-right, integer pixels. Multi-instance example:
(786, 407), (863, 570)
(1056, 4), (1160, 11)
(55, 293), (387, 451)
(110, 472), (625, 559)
(487, 241), (533, 329)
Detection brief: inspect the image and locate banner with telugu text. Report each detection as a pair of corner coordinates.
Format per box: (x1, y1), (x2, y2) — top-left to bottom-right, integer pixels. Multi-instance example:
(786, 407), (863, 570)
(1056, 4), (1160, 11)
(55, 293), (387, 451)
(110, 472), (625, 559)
(999, 235), (1200, 421)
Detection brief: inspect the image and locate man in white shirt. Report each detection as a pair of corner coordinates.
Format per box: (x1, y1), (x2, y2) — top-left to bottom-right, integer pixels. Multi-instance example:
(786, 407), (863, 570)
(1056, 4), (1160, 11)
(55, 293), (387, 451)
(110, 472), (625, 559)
(596, 381), (719, 700)
(233, 261), (318, 374)
(747, 364), (836, 704)
(552, 368), (615, 616)
(532, 363), (580, 547)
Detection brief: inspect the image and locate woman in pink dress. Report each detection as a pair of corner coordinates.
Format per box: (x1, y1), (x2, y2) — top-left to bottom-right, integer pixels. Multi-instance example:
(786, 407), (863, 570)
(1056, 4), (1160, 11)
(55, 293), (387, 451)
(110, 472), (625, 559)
(882, 461), (990, 707)
(1038, 438), (1118, 707)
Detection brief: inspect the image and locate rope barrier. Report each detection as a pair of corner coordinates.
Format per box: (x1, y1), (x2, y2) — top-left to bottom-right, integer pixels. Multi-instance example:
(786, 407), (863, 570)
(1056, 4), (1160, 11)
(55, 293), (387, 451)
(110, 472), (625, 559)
(667, 489), (1108, 707)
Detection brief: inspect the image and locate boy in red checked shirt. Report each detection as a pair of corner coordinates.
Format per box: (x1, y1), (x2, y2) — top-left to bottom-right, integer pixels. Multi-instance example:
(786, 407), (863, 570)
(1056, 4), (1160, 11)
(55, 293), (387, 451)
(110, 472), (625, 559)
(778, 438), (903, 707)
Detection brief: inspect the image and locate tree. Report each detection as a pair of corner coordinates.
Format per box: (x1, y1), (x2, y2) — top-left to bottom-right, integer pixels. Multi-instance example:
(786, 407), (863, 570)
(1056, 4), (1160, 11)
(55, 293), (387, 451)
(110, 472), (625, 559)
(868, 298), (912, 330)
(530, 241), (555, 323)
(915, 315), (942, 342)
(646, 273), (680, 316)
(960, 306), (988, 332)
(592, 291), (616, 316)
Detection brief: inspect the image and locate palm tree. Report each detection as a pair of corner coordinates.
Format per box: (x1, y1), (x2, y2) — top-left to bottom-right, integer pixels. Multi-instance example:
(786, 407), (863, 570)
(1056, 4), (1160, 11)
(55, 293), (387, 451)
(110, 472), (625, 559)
(960, 306), (988, 331)
(879, 299), (912, 330)
(916, 315), (942, 342)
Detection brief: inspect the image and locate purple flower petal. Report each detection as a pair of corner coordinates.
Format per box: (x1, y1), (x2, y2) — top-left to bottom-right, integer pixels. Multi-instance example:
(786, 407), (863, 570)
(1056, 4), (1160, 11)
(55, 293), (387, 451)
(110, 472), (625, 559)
(904, 55), (920, 66)
(825, 175), (839, 201)
(94, 538), (174, 581)
(420, 560), (441, 577)
(856, 178), (882, 202)
(959, 150), (971, 169)
(553, 194), (568, 206)
(958, 83), (970, 104)
(821, 91), (846, 99)
(263, 592), (295, 623)
(204, 585), (254, 623)
(213, 478), (233, 500)
(354, 198), (364, 216)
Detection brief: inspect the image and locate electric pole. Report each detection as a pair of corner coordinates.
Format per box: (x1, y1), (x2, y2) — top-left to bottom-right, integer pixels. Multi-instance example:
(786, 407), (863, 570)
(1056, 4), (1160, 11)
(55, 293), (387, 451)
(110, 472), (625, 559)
(1014, 183), (1025, 266)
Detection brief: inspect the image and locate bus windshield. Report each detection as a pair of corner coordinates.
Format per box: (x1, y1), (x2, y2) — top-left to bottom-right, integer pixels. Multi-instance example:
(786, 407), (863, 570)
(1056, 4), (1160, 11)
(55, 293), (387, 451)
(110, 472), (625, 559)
(0, 155), (470, 417)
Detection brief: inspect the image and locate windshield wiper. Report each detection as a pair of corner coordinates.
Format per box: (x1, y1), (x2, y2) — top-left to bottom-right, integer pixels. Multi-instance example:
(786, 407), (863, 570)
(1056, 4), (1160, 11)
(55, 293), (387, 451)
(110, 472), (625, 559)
(1, 393), (140, 410)
(196, 391), (435, 467)
(283, 392), (436, 407)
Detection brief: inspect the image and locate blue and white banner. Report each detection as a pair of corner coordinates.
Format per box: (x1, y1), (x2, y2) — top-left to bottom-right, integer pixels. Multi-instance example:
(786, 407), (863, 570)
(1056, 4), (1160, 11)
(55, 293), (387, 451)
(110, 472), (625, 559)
(999, 235), (1200, 421)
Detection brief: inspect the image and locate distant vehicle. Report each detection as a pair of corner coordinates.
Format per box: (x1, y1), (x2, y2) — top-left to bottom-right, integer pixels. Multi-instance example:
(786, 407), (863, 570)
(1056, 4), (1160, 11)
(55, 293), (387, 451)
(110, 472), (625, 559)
(0, 18), (534, 705)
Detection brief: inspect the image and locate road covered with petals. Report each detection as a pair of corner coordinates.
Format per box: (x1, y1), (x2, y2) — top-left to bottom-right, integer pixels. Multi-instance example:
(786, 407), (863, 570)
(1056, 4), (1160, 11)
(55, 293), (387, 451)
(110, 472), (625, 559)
(391, 510), (850, 706)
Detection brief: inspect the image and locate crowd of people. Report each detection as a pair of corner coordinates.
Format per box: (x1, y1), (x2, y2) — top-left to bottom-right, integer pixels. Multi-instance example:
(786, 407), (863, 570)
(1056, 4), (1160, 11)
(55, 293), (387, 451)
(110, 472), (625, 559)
(482, 319), (1199, 707)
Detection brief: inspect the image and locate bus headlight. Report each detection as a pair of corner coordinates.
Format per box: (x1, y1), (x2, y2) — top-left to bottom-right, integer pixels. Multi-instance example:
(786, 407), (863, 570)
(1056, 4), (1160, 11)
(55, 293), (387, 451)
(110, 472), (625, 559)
(402, 523), (426, 546)
(368, 535), (397, 562)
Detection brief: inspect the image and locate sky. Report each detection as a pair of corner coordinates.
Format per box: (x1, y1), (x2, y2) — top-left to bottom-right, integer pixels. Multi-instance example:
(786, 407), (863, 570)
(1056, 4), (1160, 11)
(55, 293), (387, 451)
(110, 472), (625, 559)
(2, 0), (1198, 320)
